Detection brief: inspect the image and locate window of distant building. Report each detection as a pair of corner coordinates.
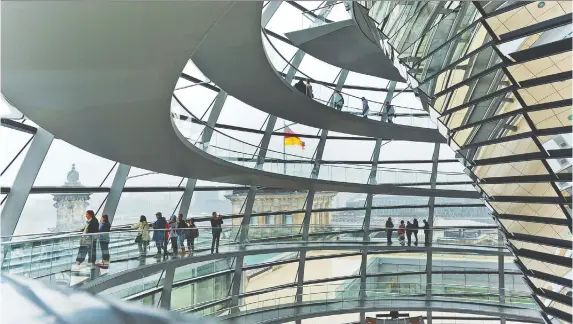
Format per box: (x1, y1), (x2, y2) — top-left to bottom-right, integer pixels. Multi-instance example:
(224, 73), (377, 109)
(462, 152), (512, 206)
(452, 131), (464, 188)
(266, 215), (275, 225)
(283, 214), (293, 225)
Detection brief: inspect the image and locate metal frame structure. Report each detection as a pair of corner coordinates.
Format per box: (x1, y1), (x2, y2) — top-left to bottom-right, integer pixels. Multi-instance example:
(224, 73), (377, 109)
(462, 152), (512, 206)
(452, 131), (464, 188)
(362, 1), (572, 322)
(2, 1), (568, 323)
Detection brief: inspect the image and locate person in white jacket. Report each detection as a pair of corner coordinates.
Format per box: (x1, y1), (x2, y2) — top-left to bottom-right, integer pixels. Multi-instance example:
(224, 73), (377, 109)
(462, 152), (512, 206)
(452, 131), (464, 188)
(132, 215), (150, 259)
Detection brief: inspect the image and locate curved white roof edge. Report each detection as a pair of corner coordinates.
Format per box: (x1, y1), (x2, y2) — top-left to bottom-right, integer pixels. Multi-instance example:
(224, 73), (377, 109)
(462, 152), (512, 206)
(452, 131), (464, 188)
(1, 1), (476, 198)
(191, 2), (445, 143)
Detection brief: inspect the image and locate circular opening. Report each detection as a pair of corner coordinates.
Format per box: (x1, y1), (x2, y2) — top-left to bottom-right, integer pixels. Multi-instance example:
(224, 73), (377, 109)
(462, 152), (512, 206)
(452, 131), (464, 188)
(538, 2), (545, 8)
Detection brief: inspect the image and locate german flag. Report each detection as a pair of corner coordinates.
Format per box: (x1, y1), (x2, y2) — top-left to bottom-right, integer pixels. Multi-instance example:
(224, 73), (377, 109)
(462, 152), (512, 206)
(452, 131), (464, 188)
(284, 126), (305, 149)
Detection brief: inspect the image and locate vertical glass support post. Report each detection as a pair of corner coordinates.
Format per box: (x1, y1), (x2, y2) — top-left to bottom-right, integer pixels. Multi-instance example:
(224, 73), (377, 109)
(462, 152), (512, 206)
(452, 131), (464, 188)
(103, 164), (130, 224)
(1, 127), (53, 239)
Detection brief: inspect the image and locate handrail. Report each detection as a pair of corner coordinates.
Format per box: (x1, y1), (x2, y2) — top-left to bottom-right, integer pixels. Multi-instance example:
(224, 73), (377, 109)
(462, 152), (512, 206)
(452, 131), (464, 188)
(127, 268), (523, 302)
(262, 28), (421, 111)
(173, 95), (458, 179)
(193, 282), (534, 317)
(1, 225), (497, 242)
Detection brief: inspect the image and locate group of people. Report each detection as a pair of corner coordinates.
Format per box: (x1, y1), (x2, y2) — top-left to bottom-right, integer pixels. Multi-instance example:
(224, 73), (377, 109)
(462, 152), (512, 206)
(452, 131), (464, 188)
(294, 79), (314, 98)
(148, 212), (200, 259)
(294, 79), (396, 123)
(385, 217), (430, 246)
(74, 210), (224, 269)
(75, 210), (111, 268)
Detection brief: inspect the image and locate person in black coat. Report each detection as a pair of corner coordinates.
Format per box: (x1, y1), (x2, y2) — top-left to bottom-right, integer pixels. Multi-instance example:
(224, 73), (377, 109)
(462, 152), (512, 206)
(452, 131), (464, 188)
(210, 212), (223, 254)
(412, 219), (419, 245)
(406, 221), (413, 246)
(76, 210), (99, 266)
(294, 79), (306, 94)
(385, 217), (394, 245)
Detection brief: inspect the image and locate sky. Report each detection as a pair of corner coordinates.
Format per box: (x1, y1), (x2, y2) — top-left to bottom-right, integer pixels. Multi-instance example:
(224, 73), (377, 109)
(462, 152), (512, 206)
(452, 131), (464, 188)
(0, 1), (485, 236)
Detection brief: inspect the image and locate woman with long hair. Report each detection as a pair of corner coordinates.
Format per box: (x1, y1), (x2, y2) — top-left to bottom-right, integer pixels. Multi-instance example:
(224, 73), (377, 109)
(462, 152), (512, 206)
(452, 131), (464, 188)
(132, 215), (150, 259)
(96, 214), (111, 268)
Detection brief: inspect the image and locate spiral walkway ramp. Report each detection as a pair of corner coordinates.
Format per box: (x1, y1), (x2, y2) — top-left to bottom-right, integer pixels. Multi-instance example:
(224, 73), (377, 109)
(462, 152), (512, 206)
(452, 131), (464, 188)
(1, 1), (570, 324)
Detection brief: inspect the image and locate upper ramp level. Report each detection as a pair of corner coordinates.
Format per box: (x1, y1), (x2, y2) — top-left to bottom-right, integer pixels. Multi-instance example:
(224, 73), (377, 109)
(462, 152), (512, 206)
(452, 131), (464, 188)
(191, 2), (445, 143)
(285, 3), (406, 82)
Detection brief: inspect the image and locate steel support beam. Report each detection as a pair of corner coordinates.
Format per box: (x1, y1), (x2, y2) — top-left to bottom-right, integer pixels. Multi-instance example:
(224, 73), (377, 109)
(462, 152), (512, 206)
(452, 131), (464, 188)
(178, 179), (197, 217)
(181, 90), (227, 217)
(360, 81), (396, 324)
(1, 127), (53, 239)
(499, 231), (506, 324)
(102, 163), (130, 224)
(426, 142), (440, 301)
(296, 69), (348, 324)
(201, 91), (228, 151)
(159, 267), (175, 310)
(230, 3), (295, 311)
(261, 1), (281, 27)
(294, 189), (315, 323)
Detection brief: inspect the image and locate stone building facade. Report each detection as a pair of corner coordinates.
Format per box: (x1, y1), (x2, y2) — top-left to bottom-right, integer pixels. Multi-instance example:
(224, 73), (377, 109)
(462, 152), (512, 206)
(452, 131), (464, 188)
(225, 190), (336, 227)
(50, 164), (91, 232)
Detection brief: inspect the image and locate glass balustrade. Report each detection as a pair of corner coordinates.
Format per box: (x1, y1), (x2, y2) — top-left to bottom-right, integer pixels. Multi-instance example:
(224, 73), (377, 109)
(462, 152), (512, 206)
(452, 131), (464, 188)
(183, 122), (466, 185)
(189, 282), (534, 320)
(1, 225), (502, 289)
(260, 29), (433, 128)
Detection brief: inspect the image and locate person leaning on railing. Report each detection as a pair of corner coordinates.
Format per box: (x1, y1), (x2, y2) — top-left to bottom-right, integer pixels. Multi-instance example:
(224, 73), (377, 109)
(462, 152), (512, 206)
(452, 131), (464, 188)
(75, 210), (99, 268)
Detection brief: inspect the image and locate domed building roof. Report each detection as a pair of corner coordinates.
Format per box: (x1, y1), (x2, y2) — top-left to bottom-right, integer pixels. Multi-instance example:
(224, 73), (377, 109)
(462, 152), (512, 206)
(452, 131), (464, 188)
(64, 164), (82, 187)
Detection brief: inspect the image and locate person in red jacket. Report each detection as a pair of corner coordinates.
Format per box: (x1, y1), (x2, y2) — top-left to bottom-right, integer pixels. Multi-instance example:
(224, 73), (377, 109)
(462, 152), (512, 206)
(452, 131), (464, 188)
(163, 216), (171, 255)
(397, 220), (406, 246)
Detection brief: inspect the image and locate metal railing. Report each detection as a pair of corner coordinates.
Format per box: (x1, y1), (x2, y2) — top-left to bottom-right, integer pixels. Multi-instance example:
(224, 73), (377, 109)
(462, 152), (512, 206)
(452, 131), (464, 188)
(1, 225), (501, 288)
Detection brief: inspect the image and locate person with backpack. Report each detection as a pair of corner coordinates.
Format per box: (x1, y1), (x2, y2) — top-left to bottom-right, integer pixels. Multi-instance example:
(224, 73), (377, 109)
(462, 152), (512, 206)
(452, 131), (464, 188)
(152, 212), (168, 258)
(168, 216), (178, 257)
(186, 218), (198, 253)
(176, 214), (188, 256)
(96, 214), (111, 268)
(132, 215), (150, 260)
(332, 90), (344, 110)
